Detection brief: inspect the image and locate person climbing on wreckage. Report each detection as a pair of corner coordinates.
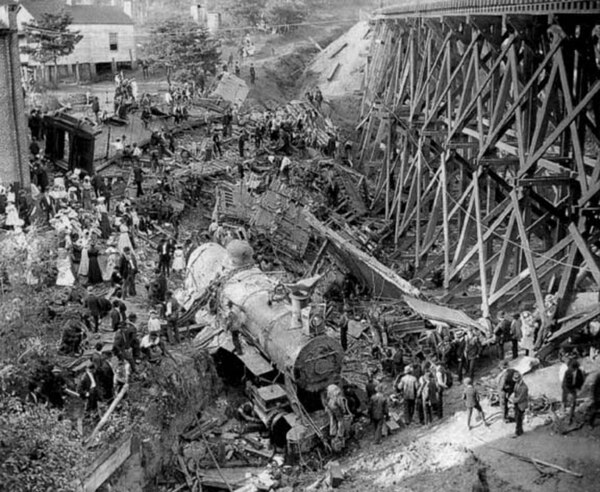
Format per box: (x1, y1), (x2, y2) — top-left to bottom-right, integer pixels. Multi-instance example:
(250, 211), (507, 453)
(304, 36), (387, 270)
(322, 384), (352, 452)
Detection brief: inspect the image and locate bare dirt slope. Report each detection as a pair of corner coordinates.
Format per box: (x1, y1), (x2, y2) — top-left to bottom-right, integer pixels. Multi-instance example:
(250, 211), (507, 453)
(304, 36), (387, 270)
(334, 380), (600, 492)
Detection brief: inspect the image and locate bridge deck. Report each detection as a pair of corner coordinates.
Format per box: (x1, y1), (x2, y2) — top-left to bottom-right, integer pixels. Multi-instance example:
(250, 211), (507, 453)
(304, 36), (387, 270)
(376, 0), (600, 18)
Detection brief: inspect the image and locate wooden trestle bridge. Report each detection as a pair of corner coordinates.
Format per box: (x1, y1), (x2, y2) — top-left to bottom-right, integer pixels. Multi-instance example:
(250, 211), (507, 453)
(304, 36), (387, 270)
(358, 0), (600, 328)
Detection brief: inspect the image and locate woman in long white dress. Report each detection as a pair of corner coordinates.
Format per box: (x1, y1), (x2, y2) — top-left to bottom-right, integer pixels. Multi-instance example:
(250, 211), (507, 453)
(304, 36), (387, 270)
(56, 248), (76, 287)
(77, 230), (91, 277)
(172, 245), (185, 272)
(103, 246), (120, 282)
(5, 202), (23, 229)
(117, 222), (134, 253)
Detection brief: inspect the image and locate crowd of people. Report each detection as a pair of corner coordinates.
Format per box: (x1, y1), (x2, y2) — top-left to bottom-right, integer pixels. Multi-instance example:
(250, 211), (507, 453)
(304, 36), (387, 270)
(322, 298), (600, 451)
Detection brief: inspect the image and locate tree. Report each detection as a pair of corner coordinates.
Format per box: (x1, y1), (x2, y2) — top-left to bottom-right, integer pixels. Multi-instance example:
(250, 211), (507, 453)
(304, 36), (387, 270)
(266, 0), (308, 34)
(21, 11), (82, 83)
(231, 0), (268, 27)
(145, 18), (221, 81)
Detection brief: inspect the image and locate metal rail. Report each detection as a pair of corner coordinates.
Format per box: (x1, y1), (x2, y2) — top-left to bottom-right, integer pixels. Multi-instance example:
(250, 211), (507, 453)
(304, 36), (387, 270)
(376, 0), (600, 18)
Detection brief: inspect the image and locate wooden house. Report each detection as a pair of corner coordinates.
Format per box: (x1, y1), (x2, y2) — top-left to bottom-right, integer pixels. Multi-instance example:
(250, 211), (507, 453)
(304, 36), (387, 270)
(17, 0), (136, 81)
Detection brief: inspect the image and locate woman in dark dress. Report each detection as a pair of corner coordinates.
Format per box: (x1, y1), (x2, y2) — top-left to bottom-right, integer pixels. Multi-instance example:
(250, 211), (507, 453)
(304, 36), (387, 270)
(86, 242), (103, 285)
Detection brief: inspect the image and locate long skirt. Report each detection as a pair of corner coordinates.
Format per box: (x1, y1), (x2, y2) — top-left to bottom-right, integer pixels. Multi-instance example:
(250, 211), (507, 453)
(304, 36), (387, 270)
(117, 232), (133, 253)
(99, 213), (112, 239)
(87, 256), (103, 284)
(78, 248), (89, 276)
(56, 258), (75, 286)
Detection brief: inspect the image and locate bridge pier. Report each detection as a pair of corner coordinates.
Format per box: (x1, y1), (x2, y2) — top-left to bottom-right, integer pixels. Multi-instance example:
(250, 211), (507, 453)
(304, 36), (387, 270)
(359, 2), (600, 325)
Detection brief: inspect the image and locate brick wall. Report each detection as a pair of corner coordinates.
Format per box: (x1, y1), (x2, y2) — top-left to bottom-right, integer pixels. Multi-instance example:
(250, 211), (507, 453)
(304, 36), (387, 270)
(0, 5), (31, 188)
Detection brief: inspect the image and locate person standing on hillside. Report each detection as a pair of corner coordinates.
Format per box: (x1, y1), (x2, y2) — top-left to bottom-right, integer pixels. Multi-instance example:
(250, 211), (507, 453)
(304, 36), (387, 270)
(511, 372), (529, 437)
(494, 311), (511, 359)
(562, 358), (585, 424)
(497, 361), (519, 422)
(464, 329), (482, 381)
(85, 289), (112, 332)
(314, 87), (323, 110)
(119, 246), (138, 300)
(397, 365), (418, 425)
(249, 63), (256, 84)
(91, 96), (101, 124)
(463, 377), (490, 430)
(509, 313), (522, 359)
(133, 163), (144, 197)
(369, 384), (389, 445)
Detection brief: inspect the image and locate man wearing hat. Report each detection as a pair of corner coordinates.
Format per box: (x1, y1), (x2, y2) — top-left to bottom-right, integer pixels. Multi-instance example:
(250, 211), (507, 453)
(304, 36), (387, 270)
(396, 365), (418, 425)
(497, 361), (519, 422)
(511, 372), (529, 437)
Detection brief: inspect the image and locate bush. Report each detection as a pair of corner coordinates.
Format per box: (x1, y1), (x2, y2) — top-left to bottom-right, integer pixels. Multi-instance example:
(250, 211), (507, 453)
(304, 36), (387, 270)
(0, 396), (88, 491)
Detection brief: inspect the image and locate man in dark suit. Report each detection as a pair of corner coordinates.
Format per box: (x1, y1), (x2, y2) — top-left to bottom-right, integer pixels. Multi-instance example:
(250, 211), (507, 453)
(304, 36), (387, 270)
(85, 288), (112, 332)
(157, 238), (172, 276)
(119, 247), (138, 300)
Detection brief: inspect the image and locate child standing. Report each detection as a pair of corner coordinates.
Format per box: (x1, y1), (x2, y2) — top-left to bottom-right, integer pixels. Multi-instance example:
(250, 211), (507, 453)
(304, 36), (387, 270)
(463, 377), (490, 430)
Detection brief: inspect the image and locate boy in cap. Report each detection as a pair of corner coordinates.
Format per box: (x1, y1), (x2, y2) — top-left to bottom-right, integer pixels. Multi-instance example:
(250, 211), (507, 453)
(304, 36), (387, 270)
(463, 377), (490, 430)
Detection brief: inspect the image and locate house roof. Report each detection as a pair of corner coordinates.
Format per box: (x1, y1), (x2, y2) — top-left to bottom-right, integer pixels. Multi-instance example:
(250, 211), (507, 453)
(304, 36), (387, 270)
(20, 0), (133, 25)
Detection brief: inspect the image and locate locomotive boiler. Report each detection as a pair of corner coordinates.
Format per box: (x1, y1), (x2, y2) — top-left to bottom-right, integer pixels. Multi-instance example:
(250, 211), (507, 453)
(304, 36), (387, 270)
(183, 240), (343, 392)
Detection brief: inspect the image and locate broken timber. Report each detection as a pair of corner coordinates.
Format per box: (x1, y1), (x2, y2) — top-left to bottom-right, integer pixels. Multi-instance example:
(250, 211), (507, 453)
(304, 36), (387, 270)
(303, 211), (421, 299)
(82, 435), (134, 492)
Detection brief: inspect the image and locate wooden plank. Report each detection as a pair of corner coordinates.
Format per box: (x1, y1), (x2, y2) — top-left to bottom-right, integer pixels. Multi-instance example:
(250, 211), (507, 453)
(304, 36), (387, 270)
(538, 307), (600, 359)
(304, 211), (421, 298)
(441, 152), (450, 287)
(556, 49), (588, 194)
(528, 56), (559, 157)
(308, 36), (324, 52)
(86, 384), (128, 447)
(479, 36), (563, 160)
(329, 42), (348, 59)
(489, 213), (516, 296)
(522, 80), (600, 176)
(449, 203), (512, 279)
(488, 228), (572, 305)
(327, 63), (341, 81)
(568, 223), (600, 286)
(473, 169), (490, 317)
(447, 34), (517, 141)
(510, 192), (546, 320)
(83, 436), (132, 492)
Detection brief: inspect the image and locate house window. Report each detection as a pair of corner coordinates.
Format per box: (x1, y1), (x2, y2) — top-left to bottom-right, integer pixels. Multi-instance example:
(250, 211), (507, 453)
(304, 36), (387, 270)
(109, 32), (118, 51)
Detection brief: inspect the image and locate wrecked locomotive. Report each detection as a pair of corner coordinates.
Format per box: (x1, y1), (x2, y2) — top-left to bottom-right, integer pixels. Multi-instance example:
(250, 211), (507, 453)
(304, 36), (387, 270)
(181, 240), (344, 393)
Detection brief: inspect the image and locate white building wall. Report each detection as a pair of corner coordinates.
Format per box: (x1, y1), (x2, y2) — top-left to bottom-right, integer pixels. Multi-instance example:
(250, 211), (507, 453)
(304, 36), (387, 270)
(17, 7), (135, 66)
(60, 24), (135, 65)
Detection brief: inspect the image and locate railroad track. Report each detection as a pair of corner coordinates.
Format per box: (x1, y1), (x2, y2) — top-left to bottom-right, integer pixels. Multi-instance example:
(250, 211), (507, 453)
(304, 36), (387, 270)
(376, 0), (600, 17)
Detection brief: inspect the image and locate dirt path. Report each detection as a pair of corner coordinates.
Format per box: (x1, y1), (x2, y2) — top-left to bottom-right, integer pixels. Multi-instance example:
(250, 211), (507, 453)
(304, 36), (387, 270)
(335, 386), (600, 491)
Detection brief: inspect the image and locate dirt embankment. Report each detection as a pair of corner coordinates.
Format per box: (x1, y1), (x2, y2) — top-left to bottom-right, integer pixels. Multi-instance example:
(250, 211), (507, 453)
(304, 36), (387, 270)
(103, 351), (222, 491)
